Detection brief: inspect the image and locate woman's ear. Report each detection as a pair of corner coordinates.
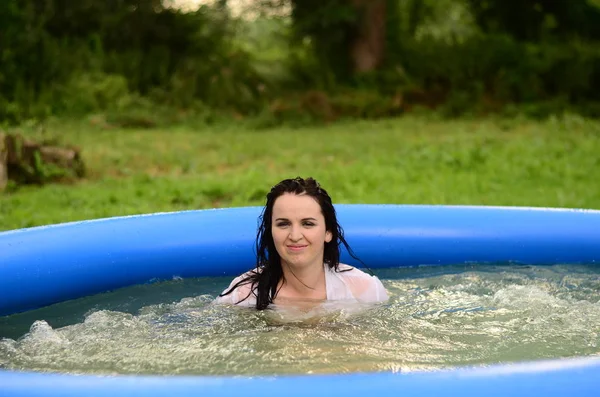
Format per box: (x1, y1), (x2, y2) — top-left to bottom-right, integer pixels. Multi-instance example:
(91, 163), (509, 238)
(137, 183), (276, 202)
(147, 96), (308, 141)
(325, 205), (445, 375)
(325, 231), (333, 243)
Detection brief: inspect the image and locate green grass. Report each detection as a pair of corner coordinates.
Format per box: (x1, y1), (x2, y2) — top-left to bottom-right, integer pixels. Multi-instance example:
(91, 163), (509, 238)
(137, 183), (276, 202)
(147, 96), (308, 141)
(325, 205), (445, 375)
(1, 114), (600, 231)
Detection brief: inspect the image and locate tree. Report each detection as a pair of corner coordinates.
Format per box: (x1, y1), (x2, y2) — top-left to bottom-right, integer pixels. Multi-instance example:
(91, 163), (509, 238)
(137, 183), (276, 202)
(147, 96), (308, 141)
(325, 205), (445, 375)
(289, 0), (392, 81)
(349, 0), (387, 73)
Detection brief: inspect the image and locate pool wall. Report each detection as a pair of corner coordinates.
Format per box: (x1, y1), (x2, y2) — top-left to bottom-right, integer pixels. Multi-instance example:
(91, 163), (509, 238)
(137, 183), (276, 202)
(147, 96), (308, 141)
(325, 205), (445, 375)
(1, 204), (600, 396)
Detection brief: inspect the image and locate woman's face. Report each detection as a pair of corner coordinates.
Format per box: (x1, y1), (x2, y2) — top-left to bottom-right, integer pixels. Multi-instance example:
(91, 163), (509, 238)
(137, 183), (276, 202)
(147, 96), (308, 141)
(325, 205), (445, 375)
(271, 193), (332, 271)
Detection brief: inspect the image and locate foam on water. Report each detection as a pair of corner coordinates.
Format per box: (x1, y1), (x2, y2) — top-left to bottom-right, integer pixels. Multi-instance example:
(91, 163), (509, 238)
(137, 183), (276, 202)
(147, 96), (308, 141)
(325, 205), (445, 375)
(1, 264), (599, 375)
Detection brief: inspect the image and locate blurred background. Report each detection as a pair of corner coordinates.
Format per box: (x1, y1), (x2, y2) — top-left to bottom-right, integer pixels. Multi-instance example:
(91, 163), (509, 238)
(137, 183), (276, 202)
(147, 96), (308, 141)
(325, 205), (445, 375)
(1, 0), (599, 230)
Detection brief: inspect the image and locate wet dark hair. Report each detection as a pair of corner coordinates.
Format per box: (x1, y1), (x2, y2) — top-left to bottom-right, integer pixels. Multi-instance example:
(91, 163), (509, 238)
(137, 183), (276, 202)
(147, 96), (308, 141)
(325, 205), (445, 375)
(219, 177), (362, 310)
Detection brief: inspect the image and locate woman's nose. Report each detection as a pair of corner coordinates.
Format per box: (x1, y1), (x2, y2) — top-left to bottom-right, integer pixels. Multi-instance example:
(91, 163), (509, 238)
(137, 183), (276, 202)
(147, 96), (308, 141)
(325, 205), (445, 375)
(288, 225), (303, 241)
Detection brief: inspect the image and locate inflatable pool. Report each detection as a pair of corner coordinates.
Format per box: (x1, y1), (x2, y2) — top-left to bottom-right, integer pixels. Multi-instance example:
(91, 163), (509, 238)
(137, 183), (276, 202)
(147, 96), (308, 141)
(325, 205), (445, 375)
(1, 204), (600, 396)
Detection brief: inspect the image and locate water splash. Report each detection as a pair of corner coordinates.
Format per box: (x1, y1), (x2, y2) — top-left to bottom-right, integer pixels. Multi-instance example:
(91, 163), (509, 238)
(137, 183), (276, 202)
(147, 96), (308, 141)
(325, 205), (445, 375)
(1, 264), (600, 375)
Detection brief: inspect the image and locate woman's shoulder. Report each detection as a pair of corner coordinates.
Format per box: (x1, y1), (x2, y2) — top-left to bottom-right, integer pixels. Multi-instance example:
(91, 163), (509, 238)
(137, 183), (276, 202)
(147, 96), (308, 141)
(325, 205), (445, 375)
(214, 268), (259, 306)
(231, 268), (260, 283)
(335, 263), (373, 278)
(333, 263), (389, 302)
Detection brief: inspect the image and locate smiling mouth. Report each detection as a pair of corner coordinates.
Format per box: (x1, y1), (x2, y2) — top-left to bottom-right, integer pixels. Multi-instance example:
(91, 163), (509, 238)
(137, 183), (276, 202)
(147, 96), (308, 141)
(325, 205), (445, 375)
(287, 245), (307, 251)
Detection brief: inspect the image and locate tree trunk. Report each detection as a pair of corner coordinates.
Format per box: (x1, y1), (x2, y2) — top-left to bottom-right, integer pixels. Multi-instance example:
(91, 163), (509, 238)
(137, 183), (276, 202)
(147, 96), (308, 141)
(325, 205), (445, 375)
(0, 133), (7, 191)
(3, 133), (85, 185)
(350, 0), (386, 73)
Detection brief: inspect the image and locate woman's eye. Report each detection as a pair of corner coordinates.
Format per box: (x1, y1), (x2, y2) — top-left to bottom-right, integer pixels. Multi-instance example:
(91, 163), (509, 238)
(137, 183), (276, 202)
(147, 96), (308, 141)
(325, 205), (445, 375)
(276, 222), (289, 227)
(303, 222), (315, 227)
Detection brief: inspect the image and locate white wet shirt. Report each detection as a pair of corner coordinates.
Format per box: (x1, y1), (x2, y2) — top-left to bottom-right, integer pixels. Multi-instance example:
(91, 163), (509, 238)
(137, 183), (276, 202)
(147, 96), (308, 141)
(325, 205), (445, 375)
(215, 263), (389, 307)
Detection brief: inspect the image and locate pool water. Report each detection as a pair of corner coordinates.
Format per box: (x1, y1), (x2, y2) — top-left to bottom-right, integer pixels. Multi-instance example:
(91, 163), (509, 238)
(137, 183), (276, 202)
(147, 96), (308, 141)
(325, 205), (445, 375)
(1, 264), (600, 375)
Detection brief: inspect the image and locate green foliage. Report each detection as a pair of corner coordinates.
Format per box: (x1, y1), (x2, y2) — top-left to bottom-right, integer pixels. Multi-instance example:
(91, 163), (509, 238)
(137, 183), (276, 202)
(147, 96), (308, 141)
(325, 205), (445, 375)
(55, 73), (131, 115)
(276, 0), (600, 119)
(252, 89), (403, 128)
(394, 0), (477, 43)
(289, 0), (358, 83)
(384, 34), (600, 117)
(2, 0), (600, 124)
(467, 0), (600, 41)
(0, 0), (265, 124)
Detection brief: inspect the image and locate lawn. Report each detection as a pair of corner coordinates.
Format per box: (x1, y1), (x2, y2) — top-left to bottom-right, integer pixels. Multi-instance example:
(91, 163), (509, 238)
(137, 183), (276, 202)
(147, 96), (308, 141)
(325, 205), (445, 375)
(1, 114), (599, 231)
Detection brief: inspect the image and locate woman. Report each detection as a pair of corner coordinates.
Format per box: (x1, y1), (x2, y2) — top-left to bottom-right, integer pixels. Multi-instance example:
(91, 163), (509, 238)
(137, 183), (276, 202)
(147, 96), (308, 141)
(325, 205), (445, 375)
(216, 177), (388, 309)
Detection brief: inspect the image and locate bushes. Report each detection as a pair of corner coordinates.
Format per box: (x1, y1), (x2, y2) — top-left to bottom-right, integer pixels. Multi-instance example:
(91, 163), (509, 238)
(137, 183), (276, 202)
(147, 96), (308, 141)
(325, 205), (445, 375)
(387, 35), (600, 116)
(269, 34), (600, 122)
(0, 1), (267, 125)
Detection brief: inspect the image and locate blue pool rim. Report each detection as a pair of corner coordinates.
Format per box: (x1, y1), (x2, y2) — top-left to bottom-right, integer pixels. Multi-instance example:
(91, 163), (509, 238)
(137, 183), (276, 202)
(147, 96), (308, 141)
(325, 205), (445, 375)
(1, 204), (600, 396)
